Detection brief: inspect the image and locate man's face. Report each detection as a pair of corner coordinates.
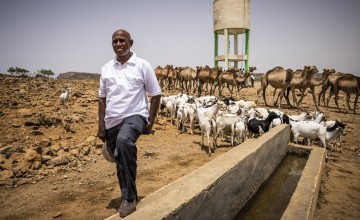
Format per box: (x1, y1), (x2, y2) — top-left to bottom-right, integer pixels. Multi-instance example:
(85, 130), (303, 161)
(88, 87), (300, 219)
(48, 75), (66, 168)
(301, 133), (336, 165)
(112, 31), (133, 58)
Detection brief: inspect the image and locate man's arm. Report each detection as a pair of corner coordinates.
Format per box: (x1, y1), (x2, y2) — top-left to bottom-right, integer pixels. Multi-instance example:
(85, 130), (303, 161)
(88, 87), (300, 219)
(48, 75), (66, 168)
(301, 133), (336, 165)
(97, 97), (106, 142)
(143, 94), (161, 135)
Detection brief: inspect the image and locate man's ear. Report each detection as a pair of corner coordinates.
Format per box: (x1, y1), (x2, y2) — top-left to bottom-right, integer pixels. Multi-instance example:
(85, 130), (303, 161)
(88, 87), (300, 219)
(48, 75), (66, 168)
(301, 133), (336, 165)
(130, 39), (134, 46)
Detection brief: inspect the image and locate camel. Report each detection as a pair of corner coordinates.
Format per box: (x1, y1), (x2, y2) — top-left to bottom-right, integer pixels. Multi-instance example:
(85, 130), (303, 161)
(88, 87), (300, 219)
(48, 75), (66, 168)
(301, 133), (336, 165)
(166, 66), (179, 91)
(179, 67), (197, 94)
(332, 74), (360, 114)
(296, 67), (333, 111)
(317, 72), (344, 107)
(256, 66), (293, 107)
(218, 68), (252, 97)
(154, 65), (163, 86)
(197, 65), (222, 96)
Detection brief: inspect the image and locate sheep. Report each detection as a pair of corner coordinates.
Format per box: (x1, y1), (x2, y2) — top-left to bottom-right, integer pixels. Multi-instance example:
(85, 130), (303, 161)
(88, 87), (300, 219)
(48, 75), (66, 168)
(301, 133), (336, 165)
(290, 120), (345, 149)
(196, 100), (226, 156)
(247, 111), (279, 138)
(60, 88), (72, 105)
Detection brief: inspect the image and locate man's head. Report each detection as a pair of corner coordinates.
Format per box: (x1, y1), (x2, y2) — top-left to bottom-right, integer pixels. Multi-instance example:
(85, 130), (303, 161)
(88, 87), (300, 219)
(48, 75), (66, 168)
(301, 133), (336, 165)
(112, 29), (133, 62)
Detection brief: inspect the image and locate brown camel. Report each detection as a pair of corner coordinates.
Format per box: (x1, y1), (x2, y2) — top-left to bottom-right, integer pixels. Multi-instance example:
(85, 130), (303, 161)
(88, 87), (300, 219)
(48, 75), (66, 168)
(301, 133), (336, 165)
(197, 65), (222, 96)
(166, 66), (179, 91)
(332, 74), (360, 114)
(256, 66), (293, 107)
(154, 65), (163, 85)
(218, 68), (238, 97)
(179, 67), (197, 94)
(218, 68), (252, 97)
(317, 72), (344, 107)
(296, 67), (332, 111)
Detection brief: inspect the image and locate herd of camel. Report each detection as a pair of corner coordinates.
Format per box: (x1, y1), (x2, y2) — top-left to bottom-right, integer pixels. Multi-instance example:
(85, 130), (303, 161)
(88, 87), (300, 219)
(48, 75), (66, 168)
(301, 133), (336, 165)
(154, 65), (359, 114)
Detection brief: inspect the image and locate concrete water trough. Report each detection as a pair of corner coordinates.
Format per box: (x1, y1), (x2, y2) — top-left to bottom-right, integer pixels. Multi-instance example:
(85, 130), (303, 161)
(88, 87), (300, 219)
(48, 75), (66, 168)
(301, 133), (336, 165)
(106, 124), (325, 220)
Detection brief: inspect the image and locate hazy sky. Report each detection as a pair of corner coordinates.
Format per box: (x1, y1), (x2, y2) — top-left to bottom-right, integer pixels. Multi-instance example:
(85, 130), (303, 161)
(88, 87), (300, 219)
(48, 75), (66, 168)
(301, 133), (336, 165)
(1, 0), (359, 76)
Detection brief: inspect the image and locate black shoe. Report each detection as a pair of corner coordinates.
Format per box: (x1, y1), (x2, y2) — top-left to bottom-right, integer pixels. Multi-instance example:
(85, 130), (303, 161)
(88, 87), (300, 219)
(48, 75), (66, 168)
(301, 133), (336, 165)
(119, 199), (136, 218)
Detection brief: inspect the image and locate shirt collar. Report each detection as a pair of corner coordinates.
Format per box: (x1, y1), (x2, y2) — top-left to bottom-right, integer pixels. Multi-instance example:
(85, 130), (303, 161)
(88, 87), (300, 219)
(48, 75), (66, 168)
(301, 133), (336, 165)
(113, 52), (137, 66)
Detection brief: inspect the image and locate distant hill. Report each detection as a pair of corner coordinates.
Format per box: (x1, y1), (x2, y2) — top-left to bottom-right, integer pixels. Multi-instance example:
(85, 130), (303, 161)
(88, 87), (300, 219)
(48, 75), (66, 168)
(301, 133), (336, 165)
(57, 72), (100, 80)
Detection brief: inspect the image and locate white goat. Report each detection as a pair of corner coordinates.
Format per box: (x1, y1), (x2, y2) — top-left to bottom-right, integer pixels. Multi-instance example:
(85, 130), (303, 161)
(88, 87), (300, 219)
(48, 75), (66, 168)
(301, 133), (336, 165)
(196, 101), (225, 156)
(291, 121), (345, 149)
(60, 88), (72, 105)
(231, 117), (248, 146)
(212, 113), (242, 148)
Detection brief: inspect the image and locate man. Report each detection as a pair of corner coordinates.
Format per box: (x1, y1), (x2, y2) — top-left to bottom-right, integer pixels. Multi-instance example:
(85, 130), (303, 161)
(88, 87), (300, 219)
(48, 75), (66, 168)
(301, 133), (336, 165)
(97, 29), (161, 218)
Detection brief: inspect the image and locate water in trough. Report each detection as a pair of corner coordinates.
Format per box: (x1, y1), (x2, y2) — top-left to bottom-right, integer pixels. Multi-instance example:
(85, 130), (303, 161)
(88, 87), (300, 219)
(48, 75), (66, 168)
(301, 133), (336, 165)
(234, 153), (308, 220)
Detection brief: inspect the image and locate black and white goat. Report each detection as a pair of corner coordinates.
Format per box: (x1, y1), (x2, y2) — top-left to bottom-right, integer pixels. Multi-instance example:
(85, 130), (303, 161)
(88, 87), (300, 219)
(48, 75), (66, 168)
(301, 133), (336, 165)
(247, 111), (279, 137)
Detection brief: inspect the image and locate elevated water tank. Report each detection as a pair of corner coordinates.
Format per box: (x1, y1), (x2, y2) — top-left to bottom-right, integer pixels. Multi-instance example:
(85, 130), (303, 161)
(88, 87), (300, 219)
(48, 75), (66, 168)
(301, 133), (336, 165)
(213, 0), (250, 71)
(213, 0), (250, 34)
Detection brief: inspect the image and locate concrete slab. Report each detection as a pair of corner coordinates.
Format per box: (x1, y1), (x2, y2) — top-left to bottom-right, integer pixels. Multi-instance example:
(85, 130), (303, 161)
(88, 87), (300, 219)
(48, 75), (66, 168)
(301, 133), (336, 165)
(106, 124), (290, 220)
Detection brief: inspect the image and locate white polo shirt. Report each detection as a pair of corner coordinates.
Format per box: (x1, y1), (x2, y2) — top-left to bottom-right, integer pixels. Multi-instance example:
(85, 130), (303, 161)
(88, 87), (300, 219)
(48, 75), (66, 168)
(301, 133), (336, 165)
(98, 52), (161, 129)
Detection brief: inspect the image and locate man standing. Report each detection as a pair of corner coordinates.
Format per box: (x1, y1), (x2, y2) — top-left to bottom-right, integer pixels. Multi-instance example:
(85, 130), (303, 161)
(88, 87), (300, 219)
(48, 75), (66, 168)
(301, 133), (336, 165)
(97, 29), (161, 218)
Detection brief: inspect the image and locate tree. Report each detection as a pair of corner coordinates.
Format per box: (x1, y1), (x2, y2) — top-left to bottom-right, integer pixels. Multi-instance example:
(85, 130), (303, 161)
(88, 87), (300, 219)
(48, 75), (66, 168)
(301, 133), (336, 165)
(37, 69), (55, 78)
(7, 67), (16, 75)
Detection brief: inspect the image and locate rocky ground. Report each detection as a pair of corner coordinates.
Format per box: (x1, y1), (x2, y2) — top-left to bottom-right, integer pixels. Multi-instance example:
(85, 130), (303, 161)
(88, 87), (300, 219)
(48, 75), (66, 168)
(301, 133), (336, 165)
(0, 74), (359, 219)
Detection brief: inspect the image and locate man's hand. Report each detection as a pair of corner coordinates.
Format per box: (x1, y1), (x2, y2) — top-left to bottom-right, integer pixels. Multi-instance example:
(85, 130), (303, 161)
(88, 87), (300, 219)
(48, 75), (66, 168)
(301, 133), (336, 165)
(97, 127), (106, 142)
(143, 124), (155, 135)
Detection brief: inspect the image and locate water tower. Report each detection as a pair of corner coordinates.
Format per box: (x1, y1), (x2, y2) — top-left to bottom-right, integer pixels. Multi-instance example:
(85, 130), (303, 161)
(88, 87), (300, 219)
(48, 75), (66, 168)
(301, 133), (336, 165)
(213, 0), (250, 71)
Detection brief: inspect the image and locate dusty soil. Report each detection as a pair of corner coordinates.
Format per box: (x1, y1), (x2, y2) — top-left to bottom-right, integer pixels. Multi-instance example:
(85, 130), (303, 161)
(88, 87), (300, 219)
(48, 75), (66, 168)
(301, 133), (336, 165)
(0, 75), (359, 220)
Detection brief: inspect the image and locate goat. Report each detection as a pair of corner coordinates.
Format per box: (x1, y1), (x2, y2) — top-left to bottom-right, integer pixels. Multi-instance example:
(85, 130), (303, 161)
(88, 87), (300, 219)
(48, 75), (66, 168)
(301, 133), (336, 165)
(212, 113), (242, 148)
(290, 120), (345, 149)
(320, 120), (346, 150)
(231, 117), (248, 146)
(196, 100), (226, 156)
(247, 111), (279, 137)
(60, 88), (72, 105)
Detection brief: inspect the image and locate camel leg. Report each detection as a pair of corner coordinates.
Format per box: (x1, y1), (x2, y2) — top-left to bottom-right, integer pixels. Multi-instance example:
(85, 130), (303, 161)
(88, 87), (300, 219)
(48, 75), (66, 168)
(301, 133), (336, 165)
(262, 87), (268, 106)
(346, 94), (352, 111)
(311, 87), (320, 111)
(291, 87), (298, 108)
(354, 93), (359, 114)
(284, 87), (292, 107)
(297, 88), (306, 107)
(334, 86), (341, 112)
(327, 87), (334, 107)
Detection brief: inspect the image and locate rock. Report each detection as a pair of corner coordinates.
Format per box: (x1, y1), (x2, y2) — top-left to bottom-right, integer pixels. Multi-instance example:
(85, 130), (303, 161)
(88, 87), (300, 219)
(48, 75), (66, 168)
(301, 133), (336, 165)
(11, 123), (22, 128)
(18, 108), (33, 118)
(0, 170), (14, 181)
(0, 158), (14, 170)
(31, 130), (43, 136)
(46, 155), (69, 166)
(84, 136), (96, 144)
(50, 144), (61, 152)
(25, 149), (41, 162)
(53, 212), (62, 218)
(69, 149), (79, 156)
(80, 146), (91, 156)
(41, 155), (52, 163)
(24, 120), (40, 127)
(31, 161), (42, 170)
(13, 162), (29, 177)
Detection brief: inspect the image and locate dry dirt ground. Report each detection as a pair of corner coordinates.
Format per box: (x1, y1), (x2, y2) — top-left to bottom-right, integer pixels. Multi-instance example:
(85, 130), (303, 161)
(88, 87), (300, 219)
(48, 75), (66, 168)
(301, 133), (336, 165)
(0, 75), (359, 220)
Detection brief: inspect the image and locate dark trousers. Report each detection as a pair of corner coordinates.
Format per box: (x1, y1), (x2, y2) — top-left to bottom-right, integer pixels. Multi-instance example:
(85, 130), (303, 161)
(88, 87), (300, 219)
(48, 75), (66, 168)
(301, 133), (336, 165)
(105, 115), (147, 201)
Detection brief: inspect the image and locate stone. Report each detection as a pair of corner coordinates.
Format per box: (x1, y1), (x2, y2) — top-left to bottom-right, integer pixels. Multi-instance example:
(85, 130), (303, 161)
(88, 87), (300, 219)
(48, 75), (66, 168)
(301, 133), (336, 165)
(0, 170), (14, 181)
(25, 149), (41, 162)
(46, 155), (69, 166)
